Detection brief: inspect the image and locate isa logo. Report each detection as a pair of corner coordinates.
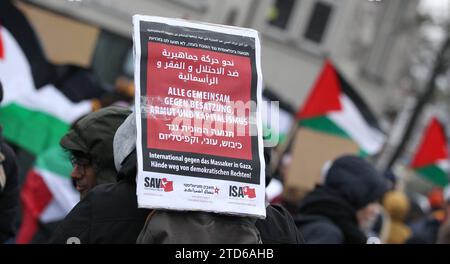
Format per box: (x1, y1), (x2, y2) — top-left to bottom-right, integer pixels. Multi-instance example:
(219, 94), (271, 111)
(229, 185), (256, 199)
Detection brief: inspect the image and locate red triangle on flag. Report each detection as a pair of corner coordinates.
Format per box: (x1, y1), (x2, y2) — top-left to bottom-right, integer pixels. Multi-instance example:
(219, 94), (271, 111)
(16, 170), (53, 243)
(0, 28), (4, 60)
(411, 118), (449, 168)
(296, 60), (342, 119)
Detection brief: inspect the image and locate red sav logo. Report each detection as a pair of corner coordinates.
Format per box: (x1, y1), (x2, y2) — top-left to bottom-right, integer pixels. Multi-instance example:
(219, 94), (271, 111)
(229, 185), (256, 199)
(144, 177), (173, 192)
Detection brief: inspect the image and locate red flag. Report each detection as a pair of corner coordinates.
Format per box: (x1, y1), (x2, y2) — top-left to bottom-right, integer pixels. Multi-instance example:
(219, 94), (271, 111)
(411, 118), (449, 168)
(296, 60), (342, 119)
(16, 171), (53, 244)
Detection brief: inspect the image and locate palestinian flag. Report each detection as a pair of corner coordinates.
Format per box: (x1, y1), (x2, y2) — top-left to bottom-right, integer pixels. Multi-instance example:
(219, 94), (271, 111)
(262, 89), (295, 146)
(297, 60), (385, 155)
(411, 118), (449, 187)
(0, 3), (104, 243)
(0, 10), (93, 155)
(16, 145), (78, 244)
(0, 3), (129, 243)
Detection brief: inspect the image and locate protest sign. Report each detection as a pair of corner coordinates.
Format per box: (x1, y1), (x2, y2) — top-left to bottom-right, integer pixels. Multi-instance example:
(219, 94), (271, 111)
(133, 15), (265, 218)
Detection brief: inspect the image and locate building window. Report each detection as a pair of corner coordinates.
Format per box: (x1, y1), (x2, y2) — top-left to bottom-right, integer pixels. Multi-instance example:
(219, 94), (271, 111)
(303, 1), (333, 43)
(255, 0), (338, 54)
(225, 9), (238, 26)
(91, 30), (131, 85)
(170, 0), (209, 11)
(267, 0), (297, 30)
(122, 49), (134, 79)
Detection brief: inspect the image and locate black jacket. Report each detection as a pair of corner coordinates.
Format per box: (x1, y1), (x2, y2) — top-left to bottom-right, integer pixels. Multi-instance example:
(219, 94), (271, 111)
(0, 139), (19, 243)
(256, 204), (304, 244)
(49, 178), (150, 244)
(294, 214), (344, 244)
(51, 150), (304, 244)
(51, 186), (303, 244)
(294, 186), (365, 244)
(50, 152), (150, 244)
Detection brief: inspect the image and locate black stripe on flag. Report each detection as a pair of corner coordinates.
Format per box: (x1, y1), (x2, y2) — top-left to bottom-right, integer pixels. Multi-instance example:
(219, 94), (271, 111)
(0, 1), (108, 102)
(335, 68), (384, 134)
(0, 1), (55, 88)
(263, 88), (296, 114)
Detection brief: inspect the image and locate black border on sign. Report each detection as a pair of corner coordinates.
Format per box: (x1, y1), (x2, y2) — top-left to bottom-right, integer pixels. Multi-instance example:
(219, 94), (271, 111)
(138, 21), (260, 185)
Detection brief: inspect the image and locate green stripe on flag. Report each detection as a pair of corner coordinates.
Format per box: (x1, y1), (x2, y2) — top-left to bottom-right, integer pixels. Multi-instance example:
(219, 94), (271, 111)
(0, 103), (69, 155)
(358, 149), (369, 158)
(415, 165), (449, 187)
(35, 145), (72, 178)
(299, 116), (350, 139)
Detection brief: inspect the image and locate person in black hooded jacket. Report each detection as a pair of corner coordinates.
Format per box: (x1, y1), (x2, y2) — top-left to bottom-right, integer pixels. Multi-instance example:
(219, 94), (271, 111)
(49, 150), (150, 244)
(50, 112), (303, 244)
(294, 155), (387, 244)
(50, 150), (303, 244)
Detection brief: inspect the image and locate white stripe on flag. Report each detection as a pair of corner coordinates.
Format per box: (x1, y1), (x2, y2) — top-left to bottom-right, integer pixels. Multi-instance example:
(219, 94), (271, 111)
(36, 168), (79, 217)
(261, 98), (293, 143)
(437, 159), (450, 173)
(266, 178), (283, 202)
(329, 95), (385, 154)
(0, 27), (35, 104)
(278, 109), (293, 136)
(0, 27), (92, 124)
(40, 200), (67, 223)
(15, 84), (93, 124)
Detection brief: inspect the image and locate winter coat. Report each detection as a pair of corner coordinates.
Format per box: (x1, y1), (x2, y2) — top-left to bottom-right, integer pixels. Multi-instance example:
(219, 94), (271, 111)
(383, 191), (412, 244)
(60, 106), (132, 184)
(49, 152), (150, 244)
(294, 186), (366, 244)
(51, 111), (305, 244)
(294, 155), (387, 244)
(256, 204), (304, 244)
(50, 150), (303, 244)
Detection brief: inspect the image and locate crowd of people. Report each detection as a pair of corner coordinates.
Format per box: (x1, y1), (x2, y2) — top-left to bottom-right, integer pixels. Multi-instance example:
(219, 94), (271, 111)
(0, 0), (449, 245)
(270, 151), (450, 244)
(1, 85), (449, 244)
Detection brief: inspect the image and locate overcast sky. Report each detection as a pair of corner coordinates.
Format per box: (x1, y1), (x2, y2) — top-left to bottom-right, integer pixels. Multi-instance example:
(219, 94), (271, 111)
(419, 0), (449, 43)
(419, 0), (449, 21)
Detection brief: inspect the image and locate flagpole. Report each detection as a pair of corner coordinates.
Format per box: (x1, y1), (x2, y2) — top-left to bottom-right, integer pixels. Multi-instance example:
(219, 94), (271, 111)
(385, 33), (450, 170)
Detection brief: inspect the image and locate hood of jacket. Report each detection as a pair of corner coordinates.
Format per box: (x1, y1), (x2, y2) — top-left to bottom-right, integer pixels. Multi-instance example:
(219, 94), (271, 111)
(60, 106), (131, 184)
(113, 111), (136, 173)
(324, 155), (387, 210)
(296, 185), (367, 244)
